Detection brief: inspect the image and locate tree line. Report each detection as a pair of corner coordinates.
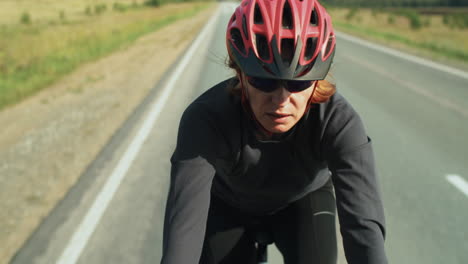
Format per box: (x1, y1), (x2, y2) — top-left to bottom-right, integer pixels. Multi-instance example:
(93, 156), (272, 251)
(322, 0), (468, 7)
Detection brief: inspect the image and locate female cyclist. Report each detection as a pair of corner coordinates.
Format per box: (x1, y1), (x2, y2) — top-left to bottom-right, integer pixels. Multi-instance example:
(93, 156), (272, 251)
(161, 0), (388, 263)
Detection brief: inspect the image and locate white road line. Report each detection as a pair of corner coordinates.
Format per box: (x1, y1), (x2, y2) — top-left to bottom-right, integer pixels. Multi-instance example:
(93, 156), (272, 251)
(446, 174), (468, 198)
(56, 7), (221, 264)
(336, 32), (468, 81)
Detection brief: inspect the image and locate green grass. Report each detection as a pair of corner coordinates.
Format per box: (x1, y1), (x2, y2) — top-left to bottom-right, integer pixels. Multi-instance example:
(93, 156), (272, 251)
(0, 2), (211, 110)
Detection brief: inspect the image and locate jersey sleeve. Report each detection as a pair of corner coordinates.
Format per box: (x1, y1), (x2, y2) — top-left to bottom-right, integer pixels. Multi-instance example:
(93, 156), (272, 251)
(323, 96), (388, 264)
(160, 103), (222, 264)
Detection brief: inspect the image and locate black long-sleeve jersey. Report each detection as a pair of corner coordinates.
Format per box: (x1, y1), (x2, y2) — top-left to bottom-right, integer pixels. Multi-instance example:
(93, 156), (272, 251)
(161, 78), (388, 264)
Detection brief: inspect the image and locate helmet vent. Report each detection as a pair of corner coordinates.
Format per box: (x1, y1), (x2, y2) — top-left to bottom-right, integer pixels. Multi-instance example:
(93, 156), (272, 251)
(256, 34), (270, 61)
(282, 1), (293, 29)
(281, 38), (295, 66)
(310, 8), (318, 26)
(296, 63), (313, 77)
(231, 28), (246, 54)
(323, 19), (328, 37)
(254, 4), (264, 24)
(325, 35), (334, 57)
(242, 15), (249, 40)
(304, 37), (317, 61)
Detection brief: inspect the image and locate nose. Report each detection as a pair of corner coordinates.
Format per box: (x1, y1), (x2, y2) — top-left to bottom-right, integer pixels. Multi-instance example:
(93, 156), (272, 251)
(271, 86), (291, 106)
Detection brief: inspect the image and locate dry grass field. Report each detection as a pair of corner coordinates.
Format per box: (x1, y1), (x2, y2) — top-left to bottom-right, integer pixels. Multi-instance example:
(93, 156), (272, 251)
(0, 0), (210, 110)
(0, 0), (147, 25)
(328, 7), (468, 69)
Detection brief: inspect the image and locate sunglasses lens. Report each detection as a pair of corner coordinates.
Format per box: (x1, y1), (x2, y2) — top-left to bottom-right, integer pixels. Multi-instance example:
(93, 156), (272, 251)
(247, 76), (278, 92)
(285, 80), (315, 92)
(247, 76), (315, 93)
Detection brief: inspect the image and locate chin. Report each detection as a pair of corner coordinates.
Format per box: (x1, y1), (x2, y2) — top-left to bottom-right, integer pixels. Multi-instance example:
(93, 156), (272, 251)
(265, 124), (293, 134)
(258, 116), (297, 134)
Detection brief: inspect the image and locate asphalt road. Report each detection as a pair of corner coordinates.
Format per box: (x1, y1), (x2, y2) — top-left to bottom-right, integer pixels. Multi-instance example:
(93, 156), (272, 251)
(11, 2), (468, 264)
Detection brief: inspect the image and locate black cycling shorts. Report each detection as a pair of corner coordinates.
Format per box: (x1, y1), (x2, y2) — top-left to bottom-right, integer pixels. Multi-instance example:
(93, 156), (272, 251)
(199, 179), (337, 264)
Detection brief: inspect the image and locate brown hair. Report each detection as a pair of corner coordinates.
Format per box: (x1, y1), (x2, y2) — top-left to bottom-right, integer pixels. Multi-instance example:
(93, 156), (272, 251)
(226, 57), (336, 104)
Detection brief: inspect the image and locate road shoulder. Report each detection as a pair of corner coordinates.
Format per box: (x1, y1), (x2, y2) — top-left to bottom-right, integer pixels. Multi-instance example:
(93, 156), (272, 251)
(0, 5), (216, 263)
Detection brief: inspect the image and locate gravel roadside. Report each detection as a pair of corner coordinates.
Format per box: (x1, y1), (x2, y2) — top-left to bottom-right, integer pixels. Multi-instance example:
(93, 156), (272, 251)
(0, 5), (216, 263)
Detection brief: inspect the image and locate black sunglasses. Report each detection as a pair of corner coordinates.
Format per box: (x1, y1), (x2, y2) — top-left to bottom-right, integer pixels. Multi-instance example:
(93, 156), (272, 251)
(246, 76), (315, 93)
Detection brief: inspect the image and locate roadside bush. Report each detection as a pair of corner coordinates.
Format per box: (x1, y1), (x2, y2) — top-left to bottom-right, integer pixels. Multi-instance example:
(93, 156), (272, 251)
(59, 10), (66, 21)
(446, 13), (468, 29)
(85, 6), (93, 16)
(388, 14), (395, 24)
(456, 13), (468, 28)
(20, 12), (31, 24)
(145, 0), (162, 7)
(397, 9), (422, 30)
(94, 4), (107, 15)
(443, 15), (449, 25)
(346, 8), (359, 21)
(113, 3), (128, 12)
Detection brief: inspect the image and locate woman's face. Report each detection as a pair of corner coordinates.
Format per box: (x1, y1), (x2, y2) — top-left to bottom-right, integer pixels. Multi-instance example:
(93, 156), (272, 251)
(241, 73), (315, 134)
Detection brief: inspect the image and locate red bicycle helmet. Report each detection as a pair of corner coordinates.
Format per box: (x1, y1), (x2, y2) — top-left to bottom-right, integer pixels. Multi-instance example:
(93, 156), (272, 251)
(226, 0), (335, 81)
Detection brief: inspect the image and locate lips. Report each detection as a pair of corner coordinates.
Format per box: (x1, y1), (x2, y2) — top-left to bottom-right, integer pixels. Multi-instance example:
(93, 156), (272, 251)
(267, 112), (291, 118)
(266, 112), (292, 124)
